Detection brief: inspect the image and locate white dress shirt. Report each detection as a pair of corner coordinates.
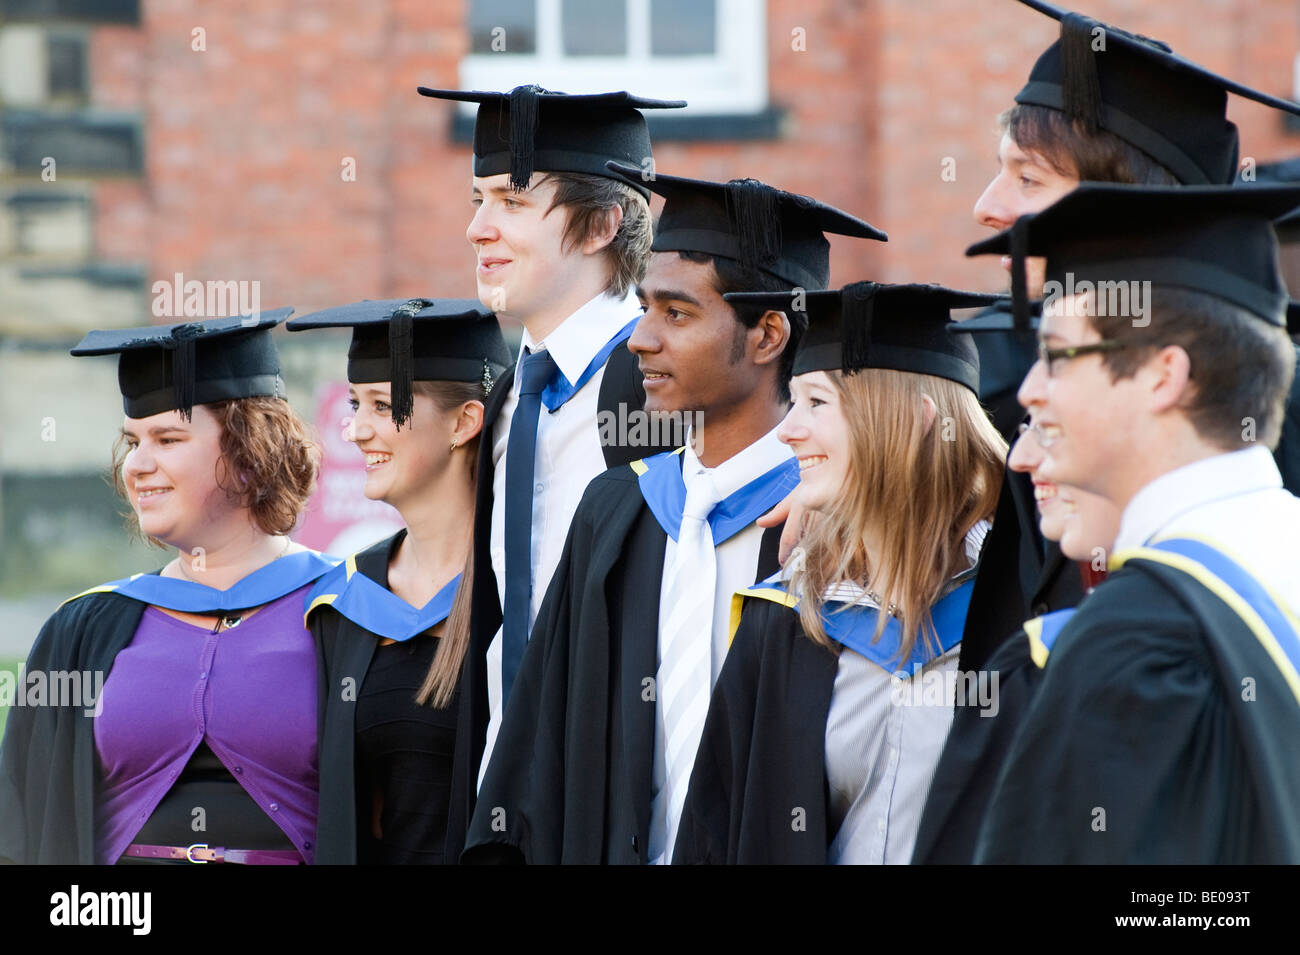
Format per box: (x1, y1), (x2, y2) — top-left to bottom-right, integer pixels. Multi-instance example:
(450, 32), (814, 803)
(648, 425), (795, 863)
(823, 523), (987, 865)
(1112, 446), (1300, 617)
(479, 289), (642, 786)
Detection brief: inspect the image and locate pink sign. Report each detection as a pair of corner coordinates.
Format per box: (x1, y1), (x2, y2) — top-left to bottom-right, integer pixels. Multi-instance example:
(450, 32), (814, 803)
(294, 381), (404, 556)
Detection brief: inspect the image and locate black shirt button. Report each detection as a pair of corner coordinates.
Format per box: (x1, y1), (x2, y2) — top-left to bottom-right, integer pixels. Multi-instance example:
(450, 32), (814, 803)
(1031, 602), (1050, 617)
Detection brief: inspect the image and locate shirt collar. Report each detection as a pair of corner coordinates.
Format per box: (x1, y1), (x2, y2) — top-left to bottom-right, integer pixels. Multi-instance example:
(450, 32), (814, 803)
(518, 288), (641, 386)
(681, 423), (794, 503)
(1113, 446), (1283, 552)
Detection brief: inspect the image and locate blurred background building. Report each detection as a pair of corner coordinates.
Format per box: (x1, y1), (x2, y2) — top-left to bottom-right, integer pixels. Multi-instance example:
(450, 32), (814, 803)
(1, 0), (1298, 655)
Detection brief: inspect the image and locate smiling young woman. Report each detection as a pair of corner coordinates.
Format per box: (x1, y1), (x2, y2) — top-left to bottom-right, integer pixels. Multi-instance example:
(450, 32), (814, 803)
(0, 311), (337, 866)
(673, 283), (1006, 865)
(288, 297), (510, 865)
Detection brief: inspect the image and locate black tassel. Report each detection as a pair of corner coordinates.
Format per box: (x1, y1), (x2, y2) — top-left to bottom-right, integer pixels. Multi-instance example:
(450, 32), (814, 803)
(167, 323), (202, 421)
(389, 299), (429, 429)
(1060, 13), (1103, 133)
(840, 282), (877, 372)
(508, 85), (543, 192)
(1009, 220), (1031, 335)
(724, 179), (783, 276)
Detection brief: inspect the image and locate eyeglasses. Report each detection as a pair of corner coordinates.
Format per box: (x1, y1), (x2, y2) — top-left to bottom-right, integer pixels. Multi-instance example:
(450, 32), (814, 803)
(1037, 338), (1129, 376)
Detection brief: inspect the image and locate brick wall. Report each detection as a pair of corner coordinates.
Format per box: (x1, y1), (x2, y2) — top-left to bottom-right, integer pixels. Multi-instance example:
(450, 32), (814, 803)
(77, 0), (1300, 316)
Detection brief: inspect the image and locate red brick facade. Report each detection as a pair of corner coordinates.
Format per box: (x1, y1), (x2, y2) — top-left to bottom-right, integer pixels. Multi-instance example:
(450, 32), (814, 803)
(85, 0), (1300, 314)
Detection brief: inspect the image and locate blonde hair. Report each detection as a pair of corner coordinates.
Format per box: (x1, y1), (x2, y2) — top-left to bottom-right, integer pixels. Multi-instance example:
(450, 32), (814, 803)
(411, 378), (486, 710)
(792, 369), (1006, 662)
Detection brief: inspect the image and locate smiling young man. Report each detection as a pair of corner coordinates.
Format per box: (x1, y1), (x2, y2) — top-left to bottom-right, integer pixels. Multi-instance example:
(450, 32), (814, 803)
(462, 169), (885, 863)
(964, 182), (1300, 863)
(955, 1), (1300, 682)
(415, 85), (686, 836)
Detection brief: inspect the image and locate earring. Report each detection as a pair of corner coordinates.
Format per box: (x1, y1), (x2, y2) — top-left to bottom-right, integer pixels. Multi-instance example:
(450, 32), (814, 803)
(450, 439), (459, 452)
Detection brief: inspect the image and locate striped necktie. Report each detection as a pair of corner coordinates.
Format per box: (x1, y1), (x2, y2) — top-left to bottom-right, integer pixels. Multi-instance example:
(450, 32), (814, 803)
(657, 470), (722, 862)
(501, 347), (559, 706)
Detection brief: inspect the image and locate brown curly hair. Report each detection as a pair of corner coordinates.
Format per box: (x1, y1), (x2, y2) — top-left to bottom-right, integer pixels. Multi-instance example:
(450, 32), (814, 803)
(111, 396), (321, 541)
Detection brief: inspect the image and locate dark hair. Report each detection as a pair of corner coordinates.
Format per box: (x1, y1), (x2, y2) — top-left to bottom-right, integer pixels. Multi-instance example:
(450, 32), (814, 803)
(111, 396), (320, 541)
(675, 249), (801, 404)
(1086, 287), (1295, 450)
(544, 172), (653, 297)
(1001, 103), (1181, 186)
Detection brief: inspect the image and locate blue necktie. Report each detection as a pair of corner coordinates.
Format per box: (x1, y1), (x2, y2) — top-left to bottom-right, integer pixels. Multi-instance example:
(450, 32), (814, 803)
(501, 348), (559, 706)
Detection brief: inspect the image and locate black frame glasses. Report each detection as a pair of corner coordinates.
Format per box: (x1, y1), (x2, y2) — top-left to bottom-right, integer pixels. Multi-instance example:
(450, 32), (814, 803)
(1037, 338), (1129, 375)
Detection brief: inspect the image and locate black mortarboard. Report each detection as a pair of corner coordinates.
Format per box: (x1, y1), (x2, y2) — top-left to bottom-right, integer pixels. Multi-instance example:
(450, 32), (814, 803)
(966, 183), (1300, 328)
(286, 298), (511, 428)
(1014, 0), (1300, 186)
(70, 309), (292, 421)
(723, 283), (995, 392)
(954, 298), (1039, 334)
(415, 86), (686, 196)
(606, 162), (887, 290)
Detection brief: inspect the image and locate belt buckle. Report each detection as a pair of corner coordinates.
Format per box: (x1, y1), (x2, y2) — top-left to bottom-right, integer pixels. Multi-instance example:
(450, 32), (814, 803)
(186, 843), (209, 864)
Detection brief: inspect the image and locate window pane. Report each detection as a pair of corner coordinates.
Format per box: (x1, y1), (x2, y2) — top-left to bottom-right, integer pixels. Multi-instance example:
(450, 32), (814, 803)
(47, 33), (87, 98)
(0, 0), (138, 23)
(562, 0), (626, 56)
(651, 0), (715, 55)
(468, 0), (536, 55)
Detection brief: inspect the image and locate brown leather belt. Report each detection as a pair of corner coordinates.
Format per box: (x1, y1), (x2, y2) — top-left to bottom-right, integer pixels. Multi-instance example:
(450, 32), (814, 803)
(124, 843), (304, 865)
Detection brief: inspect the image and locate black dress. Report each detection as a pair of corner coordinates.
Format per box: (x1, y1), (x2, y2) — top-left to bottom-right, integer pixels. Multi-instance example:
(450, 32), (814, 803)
(355, 633), (455, 864)
(311, 530), (459, 864)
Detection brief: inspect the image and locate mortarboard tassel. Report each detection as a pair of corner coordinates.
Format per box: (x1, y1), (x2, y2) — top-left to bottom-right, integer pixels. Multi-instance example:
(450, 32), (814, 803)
(388, 299), (429, 429)
(507, 85), (543, 192)
(1060, 13), (1104, 134)
(840, 281), (877, 373)
(724, 179), (783, 277)
(1009, 219), (1032, 334)
(167, 323), (202, 421)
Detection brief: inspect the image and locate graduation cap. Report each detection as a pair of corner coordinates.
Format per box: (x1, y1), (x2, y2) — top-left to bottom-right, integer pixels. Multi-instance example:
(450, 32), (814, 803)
(966, 183), (1300, 329)
(1013, 0), (1300, 186)
(286, 298), (511, 428)
(954, 298), (1039, 335)
(606, 162), (887, 290)
(415, 86), (686, 197)
(70, 309), (292, 421)
(723, 283), (998, 392)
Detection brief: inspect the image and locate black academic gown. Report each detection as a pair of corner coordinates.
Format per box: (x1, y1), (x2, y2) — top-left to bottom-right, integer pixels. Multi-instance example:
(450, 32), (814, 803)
(957, 466), (1084, 674)
(451, 343), (673, 860)
(460, 464), (783, 864)
(974, 561), (1300, 863)
(911, 623), (1044, 864)
(672, 597), (839, 865)
(0, 591), (146, 864)
(311, 529), (461, 864)
(0, 578), (348, 865)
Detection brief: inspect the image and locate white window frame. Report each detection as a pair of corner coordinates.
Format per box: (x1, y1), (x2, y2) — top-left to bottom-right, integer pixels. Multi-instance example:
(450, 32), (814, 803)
(460, 0), (768, 116)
